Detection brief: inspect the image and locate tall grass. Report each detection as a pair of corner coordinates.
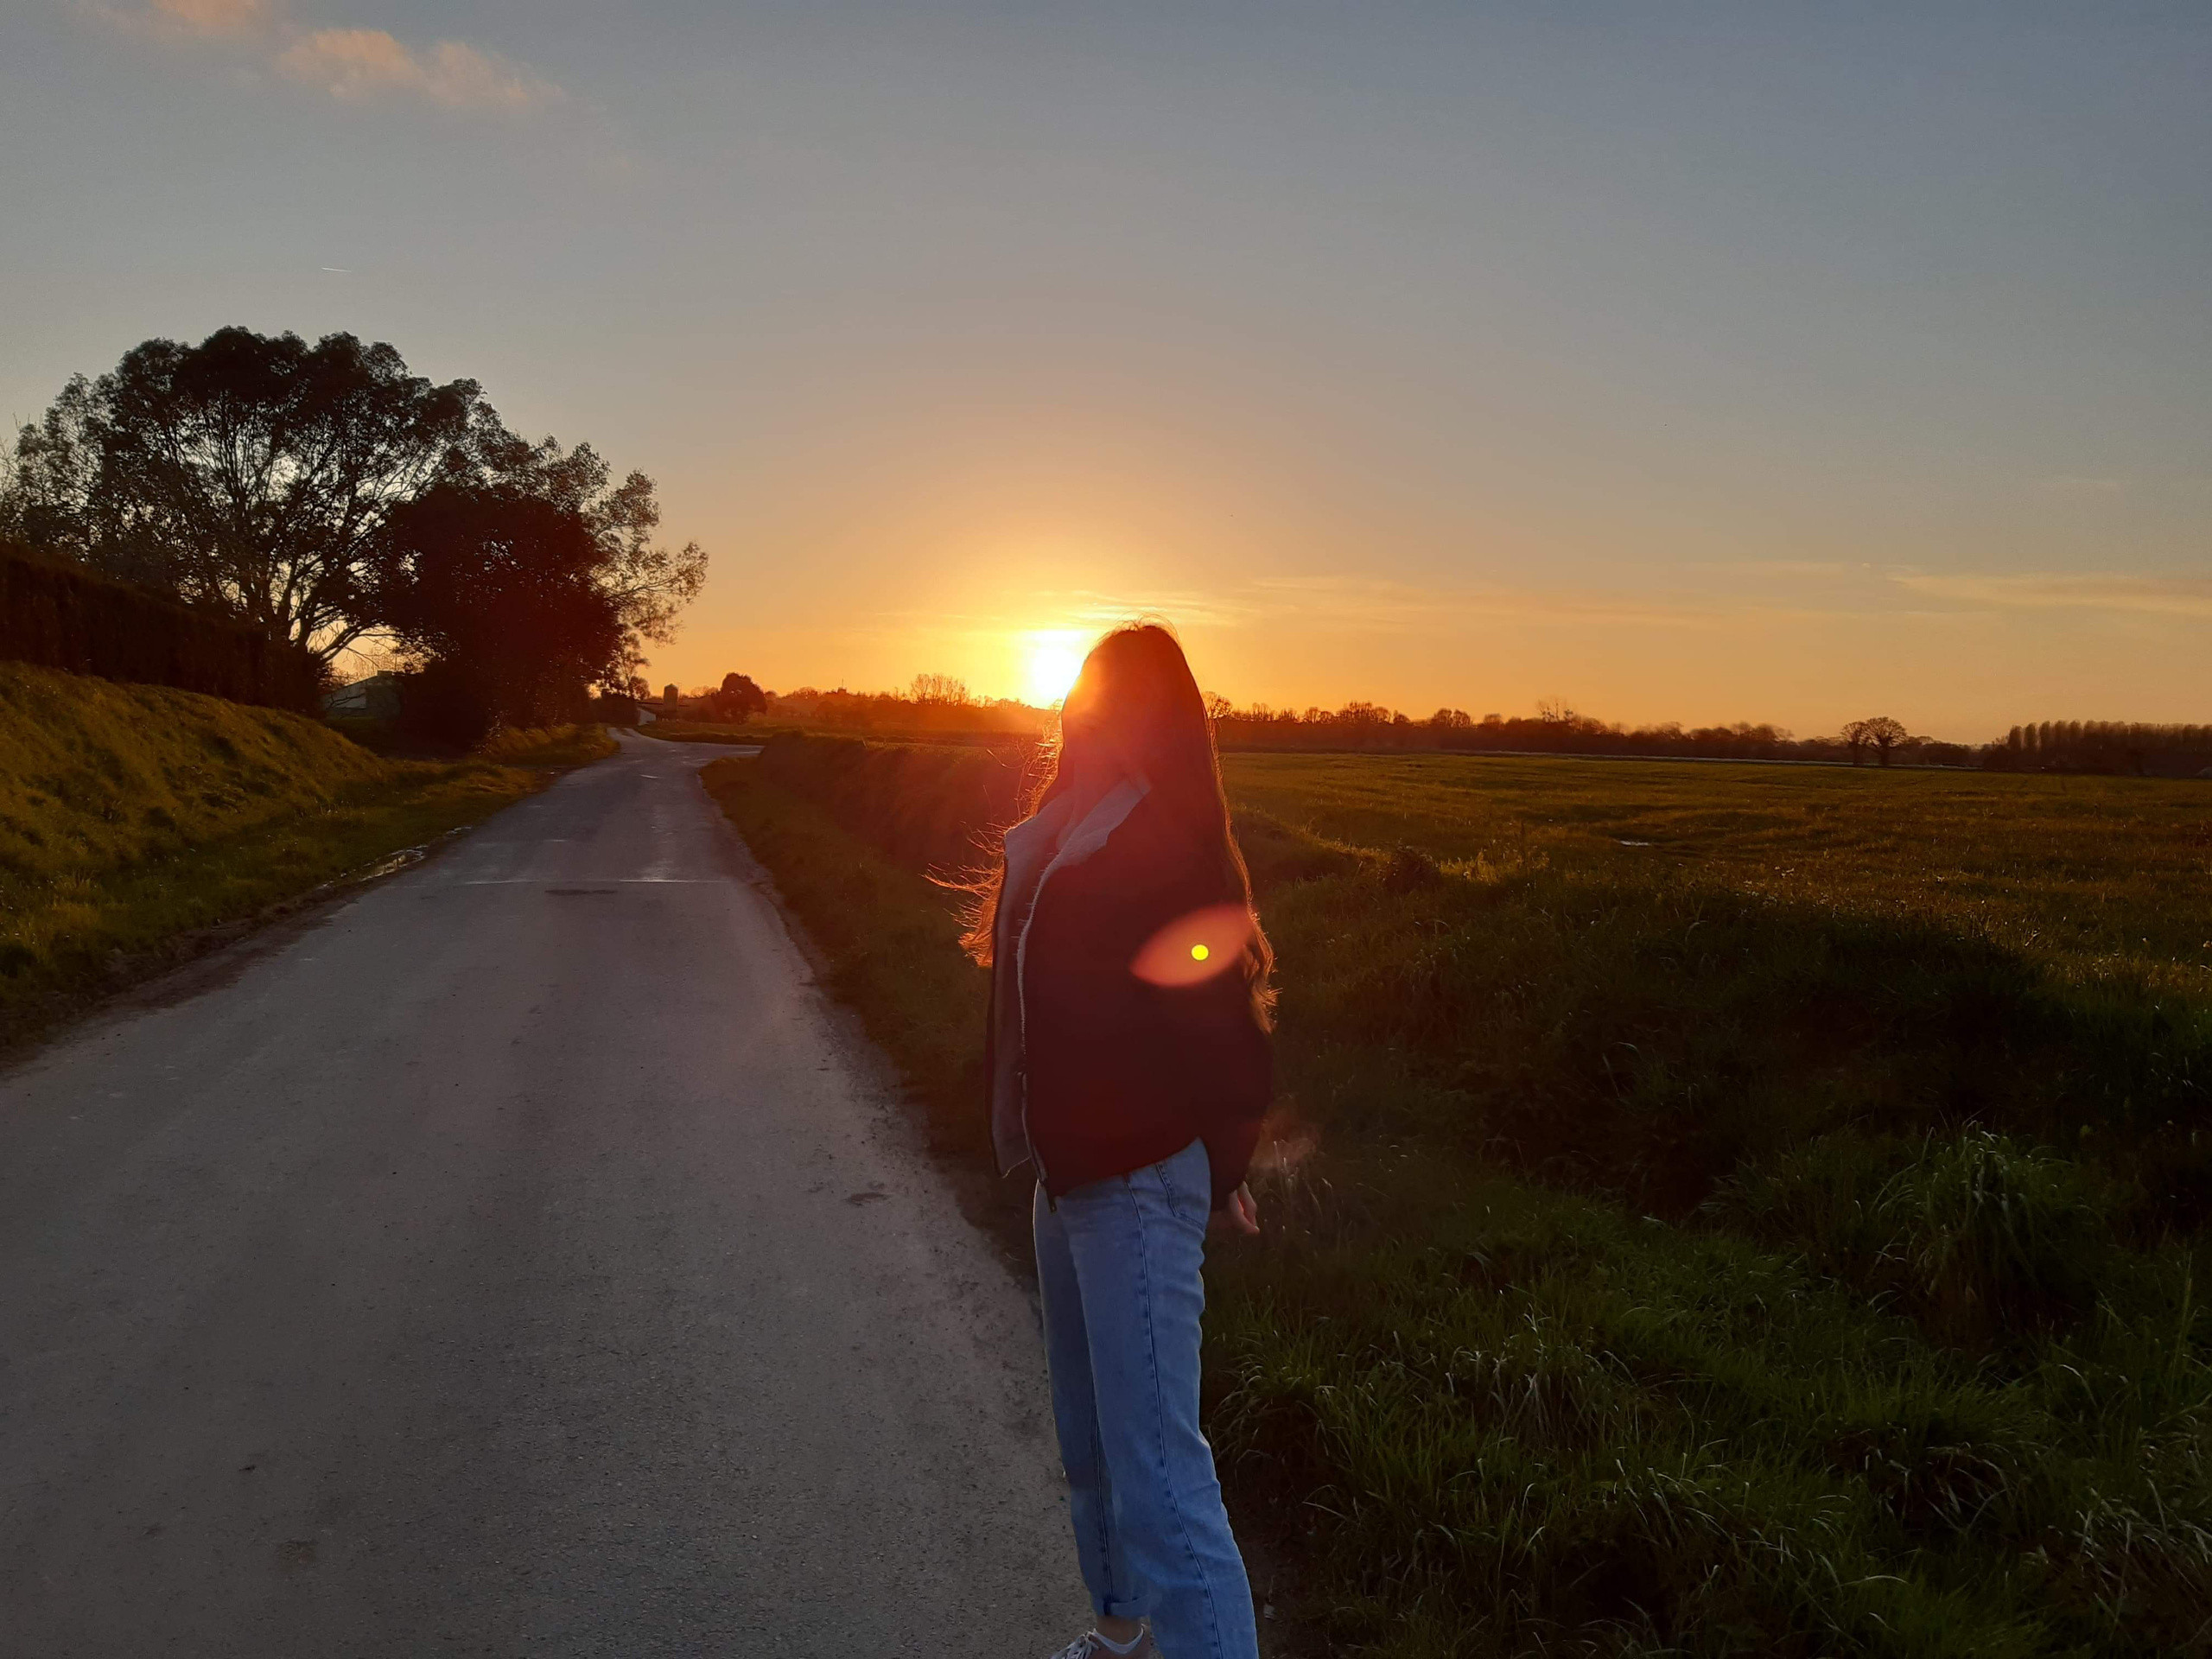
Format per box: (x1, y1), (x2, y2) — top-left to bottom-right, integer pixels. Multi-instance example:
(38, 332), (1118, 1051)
(1, 660), (390, 888)
(473, 722), (619, 768)
(0, 663), (595, 1041)
(705, 734), (2212, 1655)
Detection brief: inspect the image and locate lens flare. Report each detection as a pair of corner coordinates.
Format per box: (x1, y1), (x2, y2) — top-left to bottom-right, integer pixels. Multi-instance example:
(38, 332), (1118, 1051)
(1130, 903), (1251, 986)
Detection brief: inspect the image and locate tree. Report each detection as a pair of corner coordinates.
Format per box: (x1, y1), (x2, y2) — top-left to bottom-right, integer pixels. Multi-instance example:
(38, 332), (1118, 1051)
(1843, 715), (1910, 766)
(911, 672), (969, 705)
(0, 328), (492, 666)
(707, 671), (768, 723)
(0, 328), (708, 682)
(369, 484), (627, 743)
(0, 375), (99, 555)
(474, 430), (706, 683)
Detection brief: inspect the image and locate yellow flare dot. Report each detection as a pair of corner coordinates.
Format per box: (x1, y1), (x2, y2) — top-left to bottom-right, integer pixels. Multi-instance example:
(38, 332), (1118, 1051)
(1191, 944), (1210, 962)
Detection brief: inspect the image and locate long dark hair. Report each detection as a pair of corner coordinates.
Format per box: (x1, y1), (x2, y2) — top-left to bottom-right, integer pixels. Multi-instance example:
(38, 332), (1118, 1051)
(962, 623), (1274, 1024)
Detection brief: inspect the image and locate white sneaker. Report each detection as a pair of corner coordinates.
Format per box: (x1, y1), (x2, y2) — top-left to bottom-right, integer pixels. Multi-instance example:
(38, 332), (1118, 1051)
(1044, 1632), (1158, 1659)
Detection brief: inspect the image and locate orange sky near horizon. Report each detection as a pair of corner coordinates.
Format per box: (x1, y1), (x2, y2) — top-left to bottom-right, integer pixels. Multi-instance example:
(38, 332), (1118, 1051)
(627, 401), (2210, 744)
(641, 581), (2212, 746)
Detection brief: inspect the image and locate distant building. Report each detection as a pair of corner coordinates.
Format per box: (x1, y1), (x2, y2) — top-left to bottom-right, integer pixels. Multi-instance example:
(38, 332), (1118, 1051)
(589, 693), (647, 727)
(323, 672), (403, 720)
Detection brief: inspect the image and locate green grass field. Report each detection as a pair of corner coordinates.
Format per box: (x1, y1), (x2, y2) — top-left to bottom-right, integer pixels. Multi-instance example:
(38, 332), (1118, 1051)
(705, 734), (2212, 1657)
(1225, 753), (2212, 994)
(0, 662), (613, 1046)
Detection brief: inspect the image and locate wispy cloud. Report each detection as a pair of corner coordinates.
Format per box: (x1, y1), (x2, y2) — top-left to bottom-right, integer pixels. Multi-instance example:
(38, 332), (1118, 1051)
(100, 0), (563, 111)
(2035, 474), (2126, 498)
(859, 591), (1262, 640)
(861, 566), (2212, 656)
(1688, 559), (2212, 623)
(133, 0), (270, 35)
(881, 577), (1770, 643)
(1693, 558), (1904, 581)
(1242, 574), (1755, 630)
(1061, 588), (1265, 631)
(1892, 572), (2212, 619)
(276, 29), (559, 110)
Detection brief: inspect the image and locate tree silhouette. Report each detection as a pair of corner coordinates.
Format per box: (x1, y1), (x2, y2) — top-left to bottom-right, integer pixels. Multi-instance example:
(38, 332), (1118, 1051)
(0, 328), (489, 666)
(0, 327), (707, 680)
(369, 484), (626, 742)
(1844, 715), (1910, 766)
(706, 671), (768, 722)
(910, 672), (969, 705)
(474, 430), (705, 683)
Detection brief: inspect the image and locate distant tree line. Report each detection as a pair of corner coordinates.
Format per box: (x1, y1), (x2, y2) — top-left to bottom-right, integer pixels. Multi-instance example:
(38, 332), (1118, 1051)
(767, 677), (1048, 738)
(1230, 703), (2212, 774)
(741, 683), (2209, 777)
(1990, 721), (2212, 778)
(1211, 702), (1983, 767)
(0, 327), (706, 742)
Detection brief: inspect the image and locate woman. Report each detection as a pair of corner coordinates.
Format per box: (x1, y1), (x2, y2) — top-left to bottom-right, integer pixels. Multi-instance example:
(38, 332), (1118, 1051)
(969, 623), (1273, 1659)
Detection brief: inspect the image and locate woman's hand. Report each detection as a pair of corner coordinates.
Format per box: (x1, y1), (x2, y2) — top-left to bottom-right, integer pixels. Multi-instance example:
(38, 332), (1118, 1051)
(1213, 1181), (1260, 1236)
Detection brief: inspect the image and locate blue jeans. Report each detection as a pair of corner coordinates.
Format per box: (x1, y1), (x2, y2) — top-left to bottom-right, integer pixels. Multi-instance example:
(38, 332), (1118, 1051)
(1033, 1138), (1259, 1659)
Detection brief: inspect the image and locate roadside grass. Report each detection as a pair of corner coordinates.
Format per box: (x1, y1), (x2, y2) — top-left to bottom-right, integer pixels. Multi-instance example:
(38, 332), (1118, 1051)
(1208, 1154), (2212, 1656)
(474, 722), (618, 768)
(323, 715), (619, 766)
(637, 719), (789, 745)
(663, 715), (1037, 748)
(704, 732), (2212, 1656)
(0, 662), (607, 1045)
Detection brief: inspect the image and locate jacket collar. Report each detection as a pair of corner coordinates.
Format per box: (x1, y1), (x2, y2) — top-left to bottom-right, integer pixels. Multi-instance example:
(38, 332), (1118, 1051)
(1001, 775), (1149, 904)
(1046, 776), (1147, 870)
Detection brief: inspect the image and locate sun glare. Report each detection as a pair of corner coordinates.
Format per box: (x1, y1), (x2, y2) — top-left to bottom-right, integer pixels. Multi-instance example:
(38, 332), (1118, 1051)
(1024, 632), (1087, 706)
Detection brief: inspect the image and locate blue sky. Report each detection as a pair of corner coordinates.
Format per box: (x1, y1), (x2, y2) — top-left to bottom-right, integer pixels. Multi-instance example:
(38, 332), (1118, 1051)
(3, 2), (2206, 735)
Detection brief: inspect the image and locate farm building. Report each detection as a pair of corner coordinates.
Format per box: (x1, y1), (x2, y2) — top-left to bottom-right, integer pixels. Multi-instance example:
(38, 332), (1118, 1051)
(322, 672), (403, 720)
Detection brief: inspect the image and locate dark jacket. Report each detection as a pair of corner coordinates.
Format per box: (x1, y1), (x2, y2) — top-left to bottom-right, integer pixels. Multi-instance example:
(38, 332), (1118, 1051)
(988, 791), (1273, 1208)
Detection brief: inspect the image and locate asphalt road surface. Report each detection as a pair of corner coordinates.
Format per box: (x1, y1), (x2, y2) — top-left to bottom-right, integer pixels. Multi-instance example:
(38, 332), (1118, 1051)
(0, 731), (1086, 1656)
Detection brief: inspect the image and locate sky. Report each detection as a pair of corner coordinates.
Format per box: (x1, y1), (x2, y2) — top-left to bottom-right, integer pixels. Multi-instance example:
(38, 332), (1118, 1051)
(2, 2), (2207, 740)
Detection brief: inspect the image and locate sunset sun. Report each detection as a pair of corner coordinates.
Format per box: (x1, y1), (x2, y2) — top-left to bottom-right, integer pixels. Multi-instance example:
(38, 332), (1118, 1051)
(1023, 632), (1087, 706)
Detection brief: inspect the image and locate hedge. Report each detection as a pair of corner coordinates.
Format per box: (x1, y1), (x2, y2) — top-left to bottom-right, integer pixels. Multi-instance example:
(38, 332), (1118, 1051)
(0, 541), (319, 709)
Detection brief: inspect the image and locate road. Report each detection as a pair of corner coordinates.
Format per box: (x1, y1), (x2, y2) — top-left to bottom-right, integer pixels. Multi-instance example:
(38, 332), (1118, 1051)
(0, 731), (1085, 1656)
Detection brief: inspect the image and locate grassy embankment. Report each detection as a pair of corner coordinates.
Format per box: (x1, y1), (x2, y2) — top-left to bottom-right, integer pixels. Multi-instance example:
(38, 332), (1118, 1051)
(0, 661), (612, 1045)
(704, 733), (2212, 1657)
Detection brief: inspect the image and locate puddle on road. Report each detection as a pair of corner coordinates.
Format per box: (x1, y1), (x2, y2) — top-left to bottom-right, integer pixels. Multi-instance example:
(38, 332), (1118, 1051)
(353, 845), (432, 883)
